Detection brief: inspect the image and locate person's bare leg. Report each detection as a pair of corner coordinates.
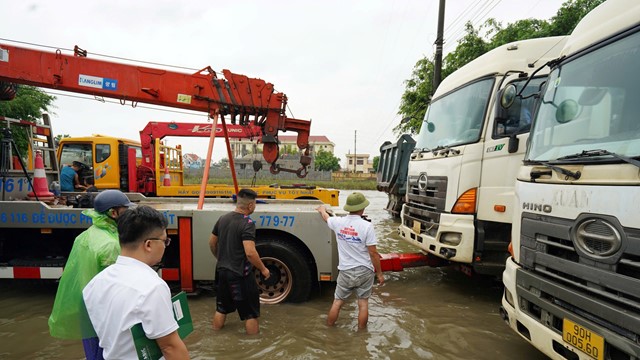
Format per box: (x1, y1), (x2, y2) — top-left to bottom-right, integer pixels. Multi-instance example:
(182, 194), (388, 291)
(357, 298), (369, 330)
(327, 299), (344, 326)
(245, 318), (260, 335)
(213, 311), (226, 330)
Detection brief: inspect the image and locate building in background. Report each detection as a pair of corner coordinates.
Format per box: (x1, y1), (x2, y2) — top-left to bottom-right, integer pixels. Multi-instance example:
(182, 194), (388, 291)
(344, 153), (372, 173)
(229, 135), (334, 158)
(183, 153), (203, 169)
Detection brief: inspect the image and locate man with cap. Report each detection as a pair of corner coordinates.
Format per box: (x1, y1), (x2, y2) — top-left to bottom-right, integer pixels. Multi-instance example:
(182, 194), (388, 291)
(48, 189), (135, 360)
(317, 192), (384, 329)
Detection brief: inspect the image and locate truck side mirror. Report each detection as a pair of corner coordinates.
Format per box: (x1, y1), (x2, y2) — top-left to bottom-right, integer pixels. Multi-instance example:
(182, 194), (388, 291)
(500, 84), (518, 109)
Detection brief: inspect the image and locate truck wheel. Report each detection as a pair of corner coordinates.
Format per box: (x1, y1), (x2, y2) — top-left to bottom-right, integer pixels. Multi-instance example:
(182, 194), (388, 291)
(255, 239), (313, 304)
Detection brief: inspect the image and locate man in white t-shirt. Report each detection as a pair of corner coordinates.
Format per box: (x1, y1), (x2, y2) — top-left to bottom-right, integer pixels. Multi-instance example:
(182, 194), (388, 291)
(317, 192), (384, 329)
(83, 206), (189, 360)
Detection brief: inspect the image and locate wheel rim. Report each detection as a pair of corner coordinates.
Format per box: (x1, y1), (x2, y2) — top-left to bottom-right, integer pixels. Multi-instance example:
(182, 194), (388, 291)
(255, 256), (293, 304)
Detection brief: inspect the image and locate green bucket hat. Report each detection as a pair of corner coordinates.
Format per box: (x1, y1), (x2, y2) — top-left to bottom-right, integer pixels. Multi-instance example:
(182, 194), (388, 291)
(343, 192), (370, 212)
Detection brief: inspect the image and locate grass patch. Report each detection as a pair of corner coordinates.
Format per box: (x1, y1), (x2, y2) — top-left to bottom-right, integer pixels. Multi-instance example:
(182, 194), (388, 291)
(184, 176), (377, 190)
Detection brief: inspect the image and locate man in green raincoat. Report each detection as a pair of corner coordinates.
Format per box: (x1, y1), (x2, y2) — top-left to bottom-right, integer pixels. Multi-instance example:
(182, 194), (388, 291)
(48, 190), (135, 360)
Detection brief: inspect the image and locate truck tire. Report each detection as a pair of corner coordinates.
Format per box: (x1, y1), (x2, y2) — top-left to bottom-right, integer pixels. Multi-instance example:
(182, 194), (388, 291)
(255, 238), (313, 304)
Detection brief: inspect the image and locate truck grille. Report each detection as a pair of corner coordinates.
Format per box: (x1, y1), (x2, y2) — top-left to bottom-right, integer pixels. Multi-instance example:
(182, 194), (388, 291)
(402, 174), (447, 236)
(518, 212), (640, 342)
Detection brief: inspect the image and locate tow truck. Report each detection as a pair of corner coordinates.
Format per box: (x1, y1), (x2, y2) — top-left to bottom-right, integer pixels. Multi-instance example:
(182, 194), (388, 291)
(0, 42), (430, 303)
(56, 120), (339, 205)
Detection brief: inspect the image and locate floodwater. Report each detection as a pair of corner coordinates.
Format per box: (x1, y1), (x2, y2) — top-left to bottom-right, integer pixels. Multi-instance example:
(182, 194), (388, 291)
(0, 190), (547, 360)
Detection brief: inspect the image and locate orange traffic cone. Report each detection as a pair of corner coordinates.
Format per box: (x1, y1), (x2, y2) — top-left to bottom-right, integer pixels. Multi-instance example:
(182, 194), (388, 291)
(163, 166), (171, 186)
(28, 151), (55, 201)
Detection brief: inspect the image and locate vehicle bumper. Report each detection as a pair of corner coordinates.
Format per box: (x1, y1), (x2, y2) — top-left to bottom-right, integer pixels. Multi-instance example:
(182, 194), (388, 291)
(398, 212), (475, 263)
(502, 257), (640, 360)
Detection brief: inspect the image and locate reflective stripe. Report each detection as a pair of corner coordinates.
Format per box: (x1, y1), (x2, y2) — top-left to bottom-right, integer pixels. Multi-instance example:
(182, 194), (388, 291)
(0, 267), (13, 278)
(34, 169), (46, 177)
(0, 266), (63, 279)
(40, 267), (63, 279)
(158, 268), (179, 281)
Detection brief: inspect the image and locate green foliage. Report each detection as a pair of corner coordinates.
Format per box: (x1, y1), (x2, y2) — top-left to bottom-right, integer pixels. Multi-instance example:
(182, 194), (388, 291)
(0, 85), (55, 156)
(396, 0), (605, 135)
(489, 18), (551, 47)
(372, 156), (380, 172)
(281, 144), (299, 155)
(54, 134), (70, 147)
(314, 150), (341, 172)
(395, 57), (434, 134)
(442, 22), (490, 78)
(547, 0), (606, 36)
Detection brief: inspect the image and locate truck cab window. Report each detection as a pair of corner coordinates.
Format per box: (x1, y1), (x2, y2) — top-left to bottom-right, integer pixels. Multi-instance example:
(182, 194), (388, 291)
(95, 144), (111, 163)
(493, 77), (546, 138)
(60, 143), (93, 168)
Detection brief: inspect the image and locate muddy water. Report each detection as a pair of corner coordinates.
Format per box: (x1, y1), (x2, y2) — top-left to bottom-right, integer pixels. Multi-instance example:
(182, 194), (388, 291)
(0, 190), (546, 360)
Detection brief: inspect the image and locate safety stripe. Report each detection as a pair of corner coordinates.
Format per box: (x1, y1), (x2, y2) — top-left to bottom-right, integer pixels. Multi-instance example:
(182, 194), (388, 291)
(40, 267), (64, 279)
(0, 267), (13, 278)
(0, 267), (64, 279)
(34, 168), (47, 177)
(159, 268), (179, 281)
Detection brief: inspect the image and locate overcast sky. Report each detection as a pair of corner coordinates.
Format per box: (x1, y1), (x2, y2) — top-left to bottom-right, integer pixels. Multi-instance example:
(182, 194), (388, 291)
(2, 0), (564, 167)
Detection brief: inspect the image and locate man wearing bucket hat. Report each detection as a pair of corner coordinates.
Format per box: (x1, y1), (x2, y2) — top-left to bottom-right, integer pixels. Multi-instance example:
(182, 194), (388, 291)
(48, 190), (135, 360)
(317, 192), (384, 329)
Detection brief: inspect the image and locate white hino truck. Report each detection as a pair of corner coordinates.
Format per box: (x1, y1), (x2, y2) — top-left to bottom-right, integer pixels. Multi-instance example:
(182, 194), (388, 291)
(397, 36), (567, 275)
(501, 0), (640, 359)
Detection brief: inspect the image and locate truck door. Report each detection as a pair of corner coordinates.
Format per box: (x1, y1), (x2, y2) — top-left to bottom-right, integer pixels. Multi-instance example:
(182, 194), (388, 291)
(478, 77), (546, 225)
(58, 142), (94, 186)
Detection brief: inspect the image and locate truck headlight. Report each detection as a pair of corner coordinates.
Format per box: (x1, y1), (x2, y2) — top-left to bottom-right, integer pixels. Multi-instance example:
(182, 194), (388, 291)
(439, 232), (461, 246)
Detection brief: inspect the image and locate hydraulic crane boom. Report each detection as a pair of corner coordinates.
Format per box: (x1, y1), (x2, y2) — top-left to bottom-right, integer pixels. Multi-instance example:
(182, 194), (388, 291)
(0, 43), (311, 177)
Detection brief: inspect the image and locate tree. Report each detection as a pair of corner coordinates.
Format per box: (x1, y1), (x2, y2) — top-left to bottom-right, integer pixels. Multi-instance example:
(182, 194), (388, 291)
(547, 0), (605, 36)
(313, 150), (340, 172)
(372, 156), (380, 172)
(54, 134), (70, 148)
(0, 85), (56, 155)
(395, 0), (605, 135)
(394, 57), (434, 134)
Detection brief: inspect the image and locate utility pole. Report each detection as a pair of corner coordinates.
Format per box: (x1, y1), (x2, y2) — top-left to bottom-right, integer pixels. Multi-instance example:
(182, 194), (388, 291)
(353, 130), (357, 173)
(433, 0), (446, 95)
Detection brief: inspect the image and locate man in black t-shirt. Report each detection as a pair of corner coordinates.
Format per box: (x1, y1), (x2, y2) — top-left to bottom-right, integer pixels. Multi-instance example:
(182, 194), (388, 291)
(209, 188), (270, 335)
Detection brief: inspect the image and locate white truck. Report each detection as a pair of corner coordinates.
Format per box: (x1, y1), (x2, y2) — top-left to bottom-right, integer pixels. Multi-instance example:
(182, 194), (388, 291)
(501, 0), (640, 358)
(398, 36), (567, 275)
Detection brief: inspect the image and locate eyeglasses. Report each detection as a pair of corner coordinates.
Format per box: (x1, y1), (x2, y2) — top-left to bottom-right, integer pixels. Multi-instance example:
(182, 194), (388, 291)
(147, 237), (171, 247)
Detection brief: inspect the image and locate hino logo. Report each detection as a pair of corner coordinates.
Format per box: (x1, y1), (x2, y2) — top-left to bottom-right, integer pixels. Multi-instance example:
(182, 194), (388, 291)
(417, 173), (428, 191)
(522, 202), (552, 213)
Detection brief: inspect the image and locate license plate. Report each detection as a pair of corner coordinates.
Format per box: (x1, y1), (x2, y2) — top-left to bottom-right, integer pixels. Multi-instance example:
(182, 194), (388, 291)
(562, 318), (604, 360)
(412, 221), (421, 234)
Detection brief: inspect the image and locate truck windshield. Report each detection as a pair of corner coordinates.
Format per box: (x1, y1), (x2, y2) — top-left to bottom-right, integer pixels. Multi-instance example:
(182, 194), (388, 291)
(415, 78), (493, 150)
(59, 143), (93, 166)
(528, 30), (640, 162)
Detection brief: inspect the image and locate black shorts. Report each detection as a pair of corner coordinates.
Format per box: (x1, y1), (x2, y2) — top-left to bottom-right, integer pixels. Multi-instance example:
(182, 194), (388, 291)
(216, 269), (260, 320)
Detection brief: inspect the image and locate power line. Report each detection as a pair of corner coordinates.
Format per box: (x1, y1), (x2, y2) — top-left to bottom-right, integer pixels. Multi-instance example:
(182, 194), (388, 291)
(43, 90), (209, 118)
(0, 37), (204, 73)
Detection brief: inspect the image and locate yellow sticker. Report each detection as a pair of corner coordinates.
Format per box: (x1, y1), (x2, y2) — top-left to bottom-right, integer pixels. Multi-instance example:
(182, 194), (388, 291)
(177, 94), (192, 104)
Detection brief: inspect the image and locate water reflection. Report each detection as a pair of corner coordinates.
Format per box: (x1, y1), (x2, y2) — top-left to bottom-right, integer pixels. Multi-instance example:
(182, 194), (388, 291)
(0, 190), (546, 359)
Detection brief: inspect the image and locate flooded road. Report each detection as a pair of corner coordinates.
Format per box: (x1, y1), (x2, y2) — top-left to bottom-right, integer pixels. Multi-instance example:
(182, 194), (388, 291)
(0, 190), (546, 359)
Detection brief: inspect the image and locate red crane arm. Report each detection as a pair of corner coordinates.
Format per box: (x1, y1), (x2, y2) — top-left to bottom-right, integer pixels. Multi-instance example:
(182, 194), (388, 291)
(0, 43), (311, 176)
(138, 121), (263, 169)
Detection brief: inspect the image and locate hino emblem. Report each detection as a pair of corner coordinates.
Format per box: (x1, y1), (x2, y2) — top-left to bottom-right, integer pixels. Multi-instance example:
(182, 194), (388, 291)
(418, 173), (428, 191)
(522, 202), (552, 213)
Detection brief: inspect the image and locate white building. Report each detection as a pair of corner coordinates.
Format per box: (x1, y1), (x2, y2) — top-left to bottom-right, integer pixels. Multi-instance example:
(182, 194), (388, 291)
(344, 153), (372, 173)
(229, 135), (334, 158)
